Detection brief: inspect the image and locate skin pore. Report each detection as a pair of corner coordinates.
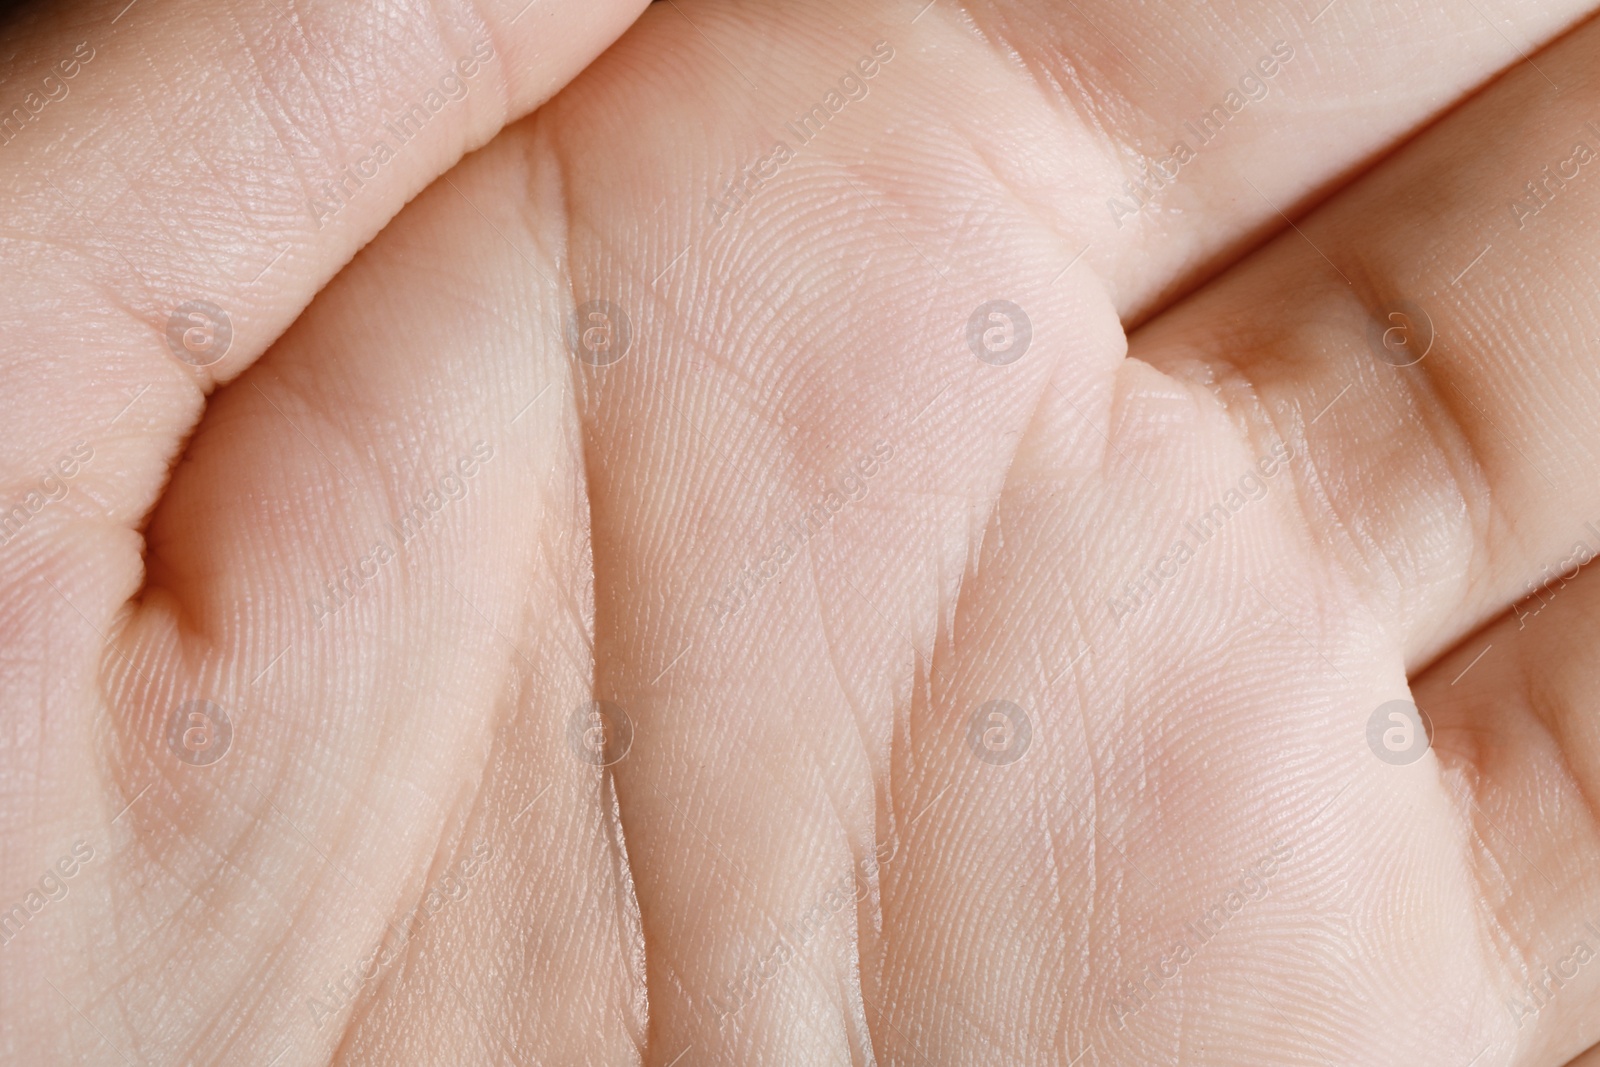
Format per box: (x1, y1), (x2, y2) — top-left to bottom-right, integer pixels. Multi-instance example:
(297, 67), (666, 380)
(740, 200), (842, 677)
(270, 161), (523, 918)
(6, 0), (1600, 1064)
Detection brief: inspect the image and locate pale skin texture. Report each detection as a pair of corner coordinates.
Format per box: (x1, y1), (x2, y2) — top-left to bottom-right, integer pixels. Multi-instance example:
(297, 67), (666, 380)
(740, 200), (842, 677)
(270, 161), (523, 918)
(6, 0), (1600, 1062)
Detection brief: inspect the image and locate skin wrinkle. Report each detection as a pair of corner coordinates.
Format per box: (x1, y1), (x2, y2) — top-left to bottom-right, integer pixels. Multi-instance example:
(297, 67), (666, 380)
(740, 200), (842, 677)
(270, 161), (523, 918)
(653, 954), (708, 1052)
(1531, 657), (1600, 840)
(1450, 792), (1549, 1064)
(501, 106), (662, 1065)
(838, 937), (877, 1067)
(604, 37), (1068, 1036)
(65, 153), (168, 317)
(1068, 613), (1100, 1038)
(3, 0), (662, 1062)
(174, 795), (332, 1053)
(1036, 785), (1072, 1060)
(795, 551), (879, 848)
(262, 447), (556, 1055)
(1482, 653), (1600, 886)
(718, 756), (862, 1054)
(223, 2), (336, 214)
(861, 126), (1100, 1049)
(157, 29), (292, 287)
(883, 755), (992, 1055)
(1313, 296), (1502, 666)
(639, 788), (738, 1027)
(1136, 289), (1454, 667)
(1422, 366), (1543, 600)
(135, 147), (230, 287)
(601, 769), (652, 1052)
(22, 0), (1600, 1061)
(963, 0), (1135, 145)
(877, 516), (991, 1056)
(328, 571), (563, 1058)
(1140, 31), (1600, 675)
(701, 843), (849, 1059)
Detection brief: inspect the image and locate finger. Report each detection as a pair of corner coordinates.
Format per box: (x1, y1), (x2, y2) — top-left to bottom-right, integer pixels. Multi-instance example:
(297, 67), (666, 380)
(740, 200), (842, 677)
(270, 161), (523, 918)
(31, 127), (646, 1063)
(1408, 553), (1600, 1065)
(952, 0), (1598, 319)
(1129, 12), (1600, 667)
(803, 18), (1600, 1024)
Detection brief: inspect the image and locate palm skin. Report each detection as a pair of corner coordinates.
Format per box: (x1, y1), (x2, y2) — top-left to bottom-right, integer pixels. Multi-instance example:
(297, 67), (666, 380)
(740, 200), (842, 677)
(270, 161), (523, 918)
(8, 0), (1600, 1063)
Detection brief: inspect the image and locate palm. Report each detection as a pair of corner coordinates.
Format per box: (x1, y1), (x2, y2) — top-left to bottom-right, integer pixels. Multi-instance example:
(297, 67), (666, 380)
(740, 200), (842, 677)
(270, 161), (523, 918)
(8, 0), (1600, 1064)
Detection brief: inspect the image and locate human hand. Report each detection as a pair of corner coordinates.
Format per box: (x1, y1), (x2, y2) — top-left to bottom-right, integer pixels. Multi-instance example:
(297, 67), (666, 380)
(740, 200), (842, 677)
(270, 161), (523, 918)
(7, 0), (1600, 1064)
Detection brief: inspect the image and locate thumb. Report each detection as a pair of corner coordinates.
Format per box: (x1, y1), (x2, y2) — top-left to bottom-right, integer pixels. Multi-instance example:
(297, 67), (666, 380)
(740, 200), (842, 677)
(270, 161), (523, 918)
(0, 0), (645, 545)
(0, 0), (644, 957)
